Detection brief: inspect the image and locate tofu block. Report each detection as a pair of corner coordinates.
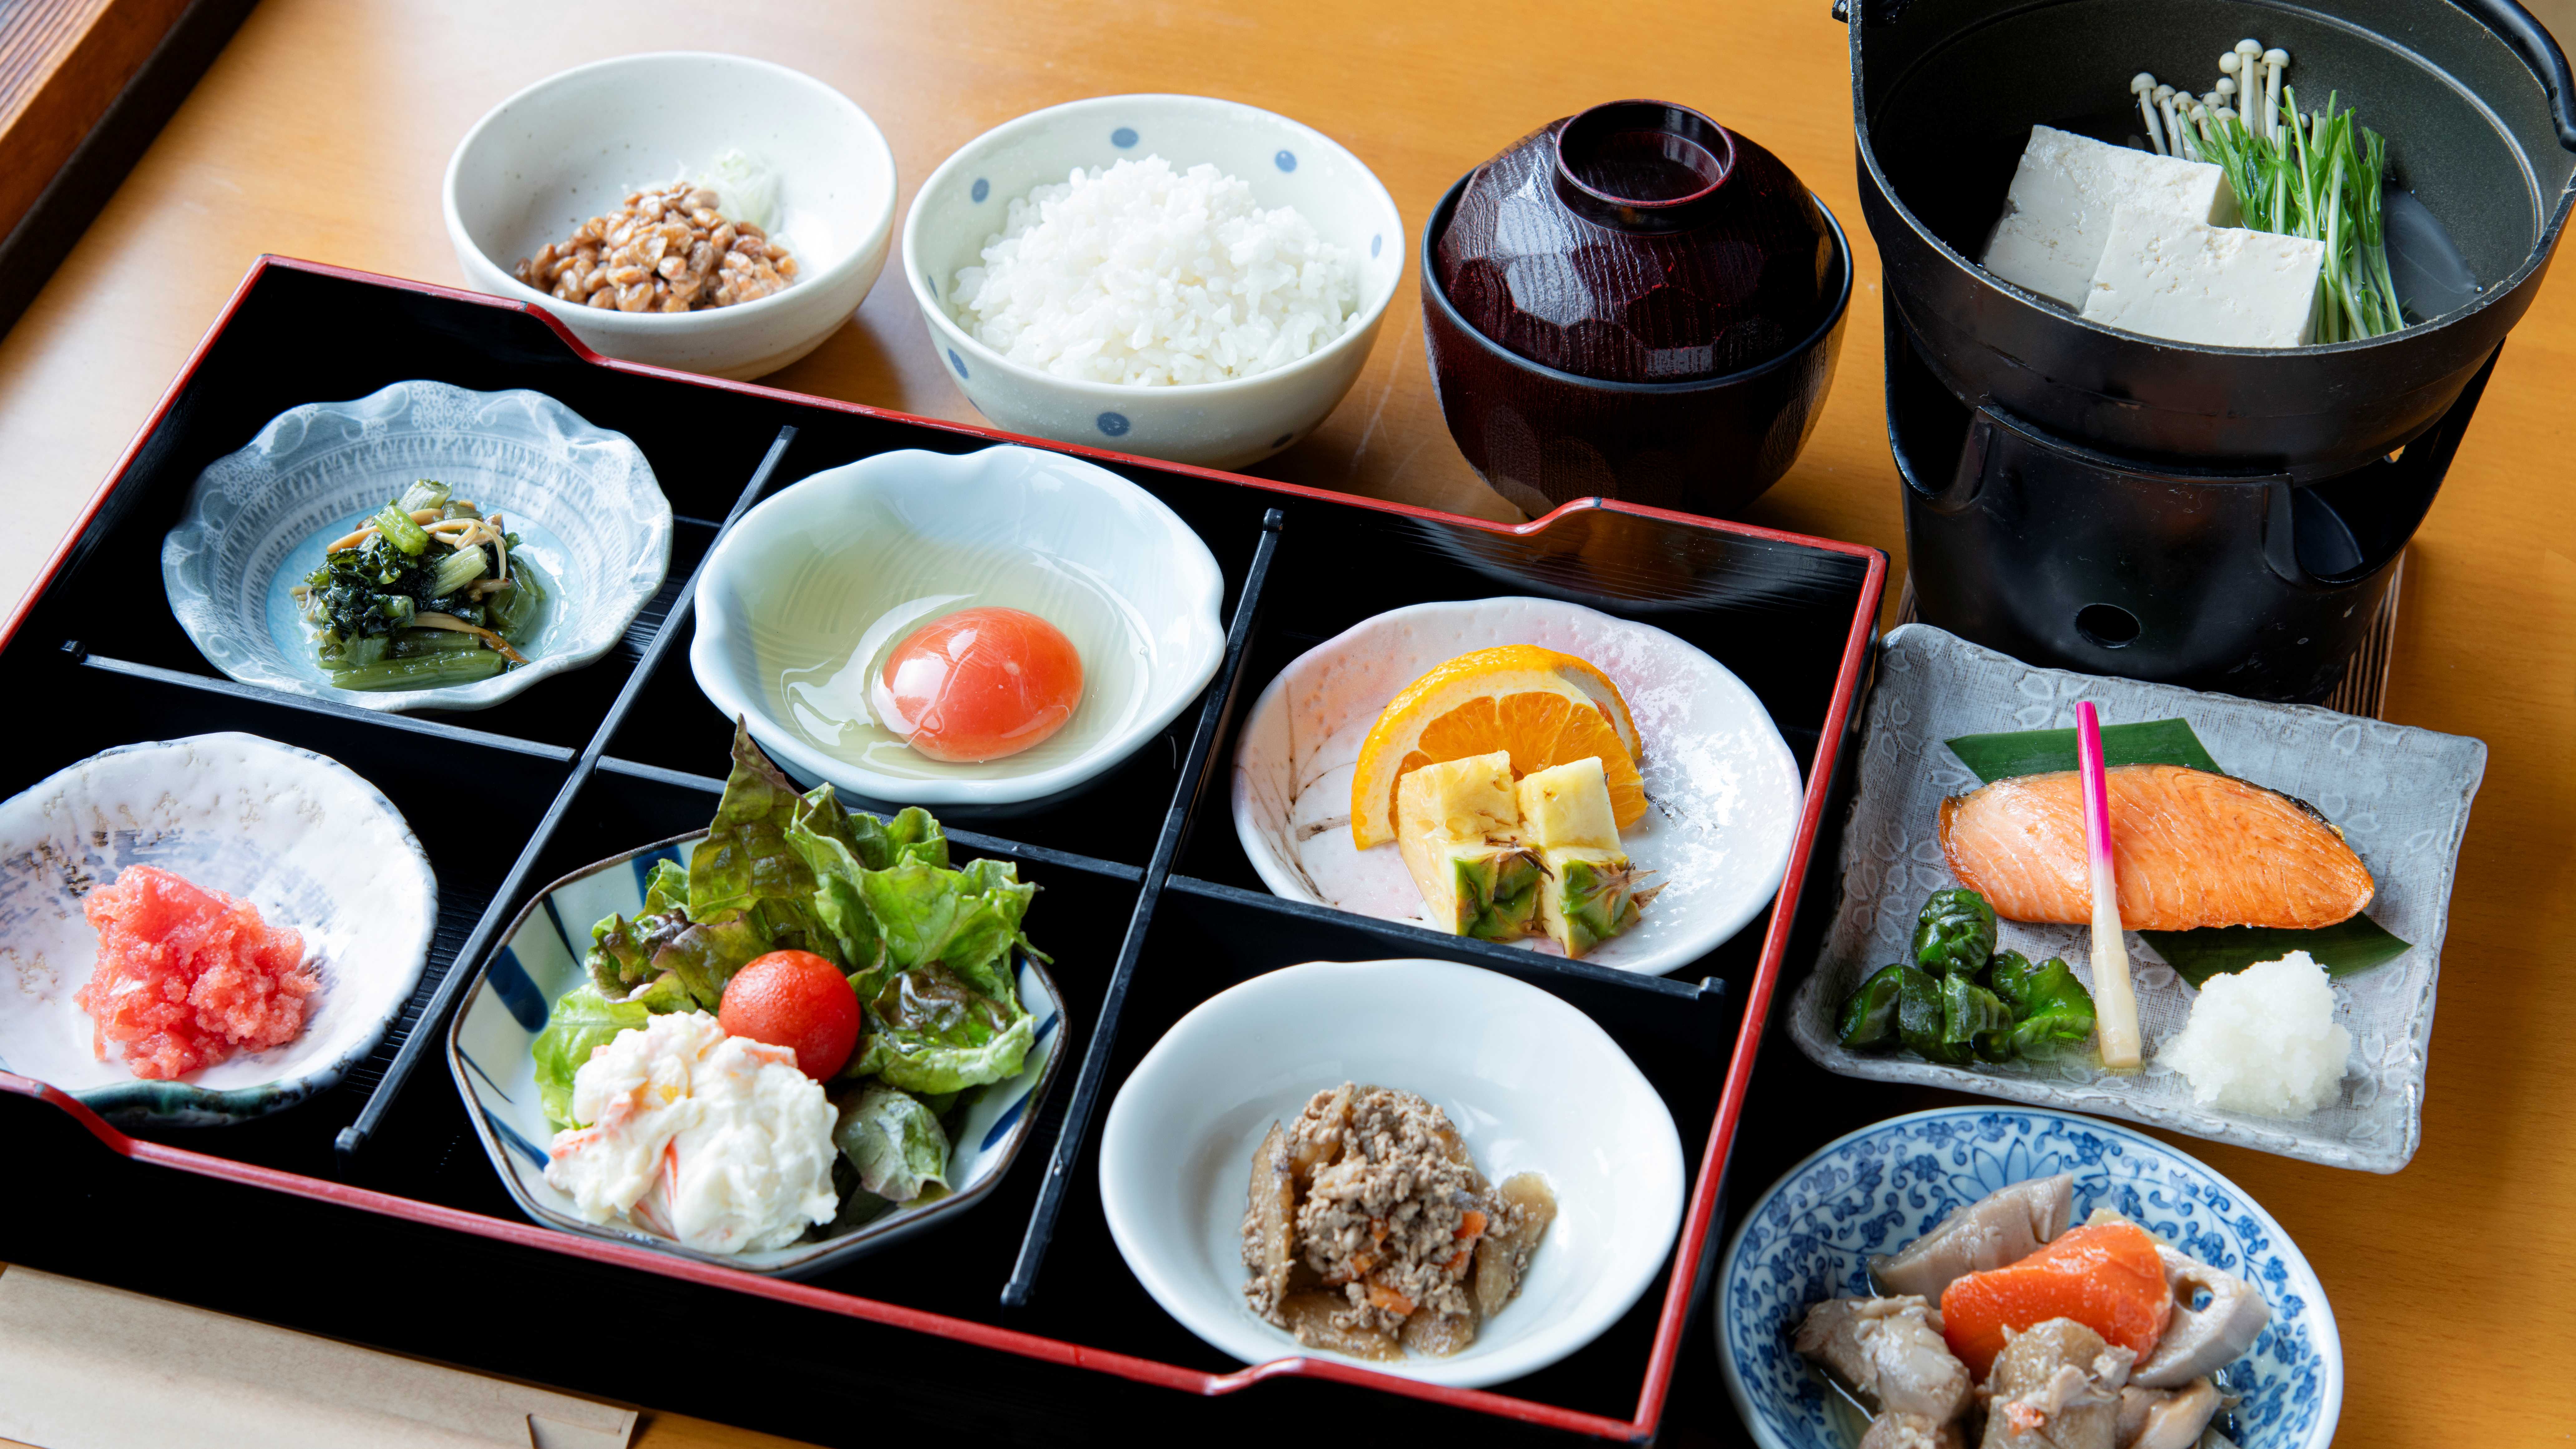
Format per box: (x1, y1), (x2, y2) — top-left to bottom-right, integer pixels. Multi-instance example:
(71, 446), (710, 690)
(1982, 125), (2237, 307)
(2080, 206), (2324, 348)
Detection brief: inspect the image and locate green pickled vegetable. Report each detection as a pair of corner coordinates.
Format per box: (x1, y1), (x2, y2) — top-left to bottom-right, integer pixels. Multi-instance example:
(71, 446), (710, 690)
(429, 545), (487, 597)
(1837, 964), (1908, 1050)
(487, 570), (544, 638)
(1894, 965), (1968, 1064)
(333, 633), (389, 671)
(1912, 888), (1998, 978)
(397, 479), (452, 513)
(2005, 957), (2098, 1057)
(323, 651), (508, 690)
(374, 502), (432, 555)
(1942, 973), (2017, 1063)
(1987, 950), (2037, 1014)
(295, 484), (548, 690)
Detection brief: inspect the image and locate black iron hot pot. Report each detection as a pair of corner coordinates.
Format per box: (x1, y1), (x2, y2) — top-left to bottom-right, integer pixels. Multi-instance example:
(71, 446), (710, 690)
(1847, 0), (2576, 700)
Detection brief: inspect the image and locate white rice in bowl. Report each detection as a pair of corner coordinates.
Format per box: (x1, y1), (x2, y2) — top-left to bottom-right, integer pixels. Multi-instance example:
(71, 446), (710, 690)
(951, 155), (1356, 386)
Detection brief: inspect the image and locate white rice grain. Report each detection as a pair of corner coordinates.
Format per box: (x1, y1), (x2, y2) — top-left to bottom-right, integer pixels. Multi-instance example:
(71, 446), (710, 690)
(952, 155), (1356, 386)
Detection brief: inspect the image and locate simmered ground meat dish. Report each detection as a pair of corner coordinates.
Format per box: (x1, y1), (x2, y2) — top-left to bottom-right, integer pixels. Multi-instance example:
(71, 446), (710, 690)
(1240, 1083), (1555, 1359)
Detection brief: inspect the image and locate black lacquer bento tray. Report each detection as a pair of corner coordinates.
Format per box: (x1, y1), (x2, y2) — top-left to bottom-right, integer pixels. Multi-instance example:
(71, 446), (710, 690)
(0, 257), (1883, 1444)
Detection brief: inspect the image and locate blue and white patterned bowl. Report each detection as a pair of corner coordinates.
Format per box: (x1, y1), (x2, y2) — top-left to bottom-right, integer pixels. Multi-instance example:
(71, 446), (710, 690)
(1719, 1107), (2341, 1449)
(445, 831), (1067, 1278)
(163, 380), (671, 713)
(902, 94), (1406, 471)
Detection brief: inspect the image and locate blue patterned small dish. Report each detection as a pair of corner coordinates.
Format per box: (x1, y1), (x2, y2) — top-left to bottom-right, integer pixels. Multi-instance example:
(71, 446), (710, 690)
(1719, 1107), (2340, 1449)
(163, 380), (671, 713)
(445, 831), (1068, 1279)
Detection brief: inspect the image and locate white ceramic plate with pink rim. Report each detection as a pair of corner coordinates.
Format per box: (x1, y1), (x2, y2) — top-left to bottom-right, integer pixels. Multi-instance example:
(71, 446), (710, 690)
(1228, 598), (1802, 976)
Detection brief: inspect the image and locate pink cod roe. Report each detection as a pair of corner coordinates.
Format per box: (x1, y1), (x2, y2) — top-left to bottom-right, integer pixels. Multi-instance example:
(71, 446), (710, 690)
(75, 864), (316, 1080)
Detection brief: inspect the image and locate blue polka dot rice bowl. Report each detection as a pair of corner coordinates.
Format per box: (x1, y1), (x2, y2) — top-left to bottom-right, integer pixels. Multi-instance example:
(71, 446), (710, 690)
(902, 94), (1405, 471)
(445, 830), (1069, 1279)
(1718, 1106), (2341, 1449)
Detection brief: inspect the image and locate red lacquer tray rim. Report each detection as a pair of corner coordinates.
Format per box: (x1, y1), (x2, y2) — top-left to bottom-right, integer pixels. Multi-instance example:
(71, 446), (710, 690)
(0, 255), (1887, 1443)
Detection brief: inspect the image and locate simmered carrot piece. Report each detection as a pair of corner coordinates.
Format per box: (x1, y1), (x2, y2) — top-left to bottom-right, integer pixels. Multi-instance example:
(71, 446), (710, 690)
(1939, 1221), (2172, 1377)
(1366, 1283), (1417, 1316)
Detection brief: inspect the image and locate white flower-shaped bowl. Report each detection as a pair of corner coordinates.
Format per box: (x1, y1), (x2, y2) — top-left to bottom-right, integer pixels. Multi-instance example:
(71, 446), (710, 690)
(0, 734), (438, 1125)
(689, 443), (1225, 811)
(162, 380), (671, 714)
(903, 93), (1405, 470)
(1719, 1106), (2342, 1449)
(445, 51), (898, 381)
(1230, 597), (1803, 975)
(1097, 958), (1685, 1390)
(446, 832), (1067, 1278)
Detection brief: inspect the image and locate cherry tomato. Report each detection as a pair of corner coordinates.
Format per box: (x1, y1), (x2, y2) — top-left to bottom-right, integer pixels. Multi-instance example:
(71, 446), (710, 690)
(871, 606), (1083, 763)
(717, 950), (860, 1080)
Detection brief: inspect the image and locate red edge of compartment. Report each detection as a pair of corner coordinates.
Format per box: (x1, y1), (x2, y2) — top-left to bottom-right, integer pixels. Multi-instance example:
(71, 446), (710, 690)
(0, 255), (1891, 1443)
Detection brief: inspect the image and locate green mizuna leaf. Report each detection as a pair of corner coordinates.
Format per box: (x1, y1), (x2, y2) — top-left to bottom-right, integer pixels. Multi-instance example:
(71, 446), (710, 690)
(1944, 716), (2409, 980)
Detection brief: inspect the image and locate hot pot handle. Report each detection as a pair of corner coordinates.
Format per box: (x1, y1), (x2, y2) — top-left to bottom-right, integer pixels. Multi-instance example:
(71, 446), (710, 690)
(2453, 0), (2576, 149)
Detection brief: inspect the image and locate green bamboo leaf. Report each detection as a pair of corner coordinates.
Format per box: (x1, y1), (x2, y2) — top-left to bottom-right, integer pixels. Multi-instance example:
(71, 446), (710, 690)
(2143, 918), (2413, 986)
(1944, 718), (2220, 783)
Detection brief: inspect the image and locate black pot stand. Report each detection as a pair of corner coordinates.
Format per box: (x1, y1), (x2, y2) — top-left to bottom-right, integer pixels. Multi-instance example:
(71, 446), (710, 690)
(1889, 297), (2494, 702)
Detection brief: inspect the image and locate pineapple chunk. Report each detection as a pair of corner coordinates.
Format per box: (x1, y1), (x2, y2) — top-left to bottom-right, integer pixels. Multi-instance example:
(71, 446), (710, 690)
(1397, 752), (1542, 940)
(1516, 758), (1641, 957)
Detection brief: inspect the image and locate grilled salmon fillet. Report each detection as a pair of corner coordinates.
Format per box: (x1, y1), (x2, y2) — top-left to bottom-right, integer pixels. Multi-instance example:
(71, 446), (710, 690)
(1937, 764), (2373, 931)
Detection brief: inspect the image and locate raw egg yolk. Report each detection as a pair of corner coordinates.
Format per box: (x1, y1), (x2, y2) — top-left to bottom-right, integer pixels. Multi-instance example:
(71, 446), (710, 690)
(872, 607), (1083, 763)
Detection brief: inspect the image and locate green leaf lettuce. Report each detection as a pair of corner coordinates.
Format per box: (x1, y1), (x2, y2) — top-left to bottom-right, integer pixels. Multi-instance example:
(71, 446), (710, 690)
(531, 984), (651, 1129)
(831, 1081), (952, 1202)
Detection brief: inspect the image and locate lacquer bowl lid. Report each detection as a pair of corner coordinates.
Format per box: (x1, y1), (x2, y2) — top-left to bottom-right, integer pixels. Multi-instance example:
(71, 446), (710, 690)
(1434, 100), (1834, 383)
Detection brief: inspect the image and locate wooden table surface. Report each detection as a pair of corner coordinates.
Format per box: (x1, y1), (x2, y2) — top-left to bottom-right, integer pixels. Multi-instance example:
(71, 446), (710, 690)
(0, 1), (2569, 1445)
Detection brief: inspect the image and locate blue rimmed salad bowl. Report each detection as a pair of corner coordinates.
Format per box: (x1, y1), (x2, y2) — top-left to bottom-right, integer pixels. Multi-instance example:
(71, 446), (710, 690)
(446, 827), (1067, 1279)
(1718, 1106), (2341, 1449)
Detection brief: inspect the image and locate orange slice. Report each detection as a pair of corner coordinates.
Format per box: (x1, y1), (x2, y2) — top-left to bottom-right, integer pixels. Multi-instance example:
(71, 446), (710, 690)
(1350, 646), (1645, 849)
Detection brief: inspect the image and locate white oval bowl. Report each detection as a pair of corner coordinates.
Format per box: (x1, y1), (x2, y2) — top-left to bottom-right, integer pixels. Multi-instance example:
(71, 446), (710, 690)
(1229, 598), (1803, 975)
(444, 52), (897, 381)
(689, 443), (1225, 809)
(0, 734), (438, 1125)
(903, 93), (1404, 470)
(1719, 1106), (2342, 1449)
(1098, 958), (1685, 1389)
(448, 832), (1068, 1278)
(162, 380), (671, 713)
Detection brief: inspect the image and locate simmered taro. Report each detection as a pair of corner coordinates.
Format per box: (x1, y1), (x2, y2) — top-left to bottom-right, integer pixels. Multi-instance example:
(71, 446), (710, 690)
(1240, 1123), (1301, 1320)
(1472, 1172), (1559, 1320)
(1237, 1083), (1553, 1360)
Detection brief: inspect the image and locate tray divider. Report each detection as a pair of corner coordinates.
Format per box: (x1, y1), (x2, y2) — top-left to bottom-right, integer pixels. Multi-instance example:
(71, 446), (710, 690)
(66, 652), (579, 764)
(1160, 873), (1720, 1003)
(333, 423), (801, 1168)
(588, 754), (1150, 883)
(1001, 508), (1285, 1307)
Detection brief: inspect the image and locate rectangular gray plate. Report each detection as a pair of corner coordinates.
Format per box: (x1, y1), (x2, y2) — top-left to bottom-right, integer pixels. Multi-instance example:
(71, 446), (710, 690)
(1787, 625), (2486, 1172)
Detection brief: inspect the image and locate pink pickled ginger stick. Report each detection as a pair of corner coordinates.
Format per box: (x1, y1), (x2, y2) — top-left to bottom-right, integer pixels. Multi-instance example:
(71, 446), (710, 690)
(2076, 701), (2142, 1068)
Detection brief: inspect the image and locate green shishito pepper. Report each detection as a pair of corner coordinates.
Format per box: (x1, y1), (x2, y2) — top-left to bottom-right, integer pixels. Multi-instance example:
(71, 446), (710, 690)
(1895, 965), (1969, 1064)
(1942, 973), (2016, 1063)
(1911, 887), (1997, 979)
(1836, 964), (1909, 1050)
(1987, 950), (2037, 1012)
(2005, 957), (2097, 1056)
